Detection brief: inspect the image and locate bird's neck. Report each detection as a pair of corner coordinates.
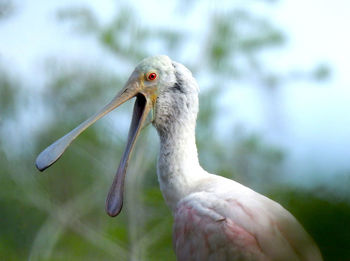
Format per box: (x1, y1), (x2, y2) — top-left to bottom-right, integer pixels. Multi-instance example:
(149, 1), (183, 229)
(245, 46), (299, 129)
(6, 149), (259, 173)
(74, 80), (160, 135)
(156, 119), (205, 212)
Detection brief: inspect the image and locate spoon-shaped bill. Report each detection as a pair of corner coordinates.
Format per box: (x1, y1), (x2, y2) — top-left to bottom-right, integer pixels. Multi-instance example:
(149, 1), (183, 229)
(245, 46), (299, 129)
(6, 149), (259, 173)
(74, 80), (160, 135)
(106, 94), (151, 216)
(35, 76), (140, 172)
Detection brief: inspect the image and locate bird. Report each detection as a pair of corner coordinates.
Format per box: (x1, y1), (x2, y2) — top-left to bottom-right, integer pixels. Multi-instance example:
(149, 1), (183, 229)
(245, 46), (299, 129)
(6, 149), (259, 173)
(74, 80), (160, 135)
(36, 55), (323, 261)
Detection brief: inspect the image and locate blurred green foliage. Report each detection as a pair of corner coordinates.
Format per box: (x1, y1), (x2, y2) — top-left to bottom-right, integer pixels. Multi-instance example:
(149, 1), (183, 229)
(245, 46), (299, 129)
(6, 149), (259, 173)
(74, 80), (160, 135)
(0, 1), (348, 261)
(0, 0), (14, 20)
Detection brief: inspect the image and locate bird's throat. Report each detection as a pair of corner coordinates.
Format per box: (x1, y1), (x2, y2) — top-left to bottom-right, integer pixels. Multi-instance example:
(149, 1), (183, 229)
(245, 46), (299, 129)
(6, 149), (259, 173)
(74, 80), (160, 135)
(156, 121), (204, 212)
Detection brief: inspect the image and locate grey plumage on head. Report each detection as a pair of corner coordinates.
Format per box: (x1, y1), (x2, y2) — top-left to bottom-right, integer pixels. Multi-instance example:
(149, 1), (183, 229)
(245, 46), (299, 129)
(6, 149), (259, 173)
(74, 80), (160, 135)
(152, 58), (199, 137)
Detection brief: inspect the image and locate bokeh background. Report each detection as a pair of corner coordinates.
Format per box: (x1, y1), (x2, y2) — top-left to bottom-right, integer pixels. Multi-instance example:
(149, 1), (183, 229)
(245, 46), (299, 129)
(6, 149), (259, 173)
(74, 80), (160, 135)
(1, 0), (350, 260)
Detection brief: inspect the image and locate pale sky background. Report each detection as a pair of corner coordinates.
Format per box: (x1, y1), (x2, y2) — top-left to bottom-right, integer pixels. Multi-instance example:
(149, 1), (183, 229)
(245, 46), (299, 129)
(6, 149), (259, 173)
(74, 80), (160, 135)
(1, 0), (349, 183)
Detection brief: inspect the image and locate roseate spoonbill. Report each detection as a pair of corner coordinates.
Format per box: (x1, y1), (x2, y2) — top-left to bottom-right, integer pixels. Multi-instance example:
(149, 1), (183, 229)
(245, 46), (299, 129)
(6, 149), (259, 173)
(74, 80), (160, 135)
(36, 55), (323, 260)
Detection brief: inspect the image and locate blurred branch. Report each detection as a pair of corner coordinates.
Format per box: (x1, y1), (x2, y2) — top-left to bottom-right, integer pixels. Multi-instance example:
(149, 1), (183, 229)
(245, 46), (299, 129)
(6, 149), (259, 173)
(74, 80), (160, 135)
(4, 160), (127, 260)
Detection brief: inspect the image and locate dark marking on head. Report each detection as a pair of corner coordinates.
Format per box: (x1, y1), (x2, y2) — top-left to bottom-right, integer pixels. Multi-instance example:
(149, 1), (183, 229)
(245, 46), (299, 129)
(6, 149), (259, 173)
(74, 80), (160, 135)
(171, 62), (186, 94)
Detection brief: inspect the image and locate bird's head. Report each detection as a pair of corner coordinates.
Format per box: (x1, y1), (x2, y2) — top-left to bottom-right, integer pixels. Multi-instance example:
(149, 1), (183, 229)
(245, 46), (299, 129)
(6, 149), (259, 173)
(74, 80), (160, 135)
(35, 55), (199, 217)
(131, 55), (199, 133)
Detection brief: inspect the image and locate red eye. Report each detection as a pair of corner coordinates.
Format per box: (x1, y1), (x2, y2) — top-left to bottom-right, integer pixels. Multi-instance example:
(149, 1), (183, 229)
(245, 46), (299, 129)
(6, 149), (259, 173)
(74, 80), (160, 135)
(148, 72), (157, 81)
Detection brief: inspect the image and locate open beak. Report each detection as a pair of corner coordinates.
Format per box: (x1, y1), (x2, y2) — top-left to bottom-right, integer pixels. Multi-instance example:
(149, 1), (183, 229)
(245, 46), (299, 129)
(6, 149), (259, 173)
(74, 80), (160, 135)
(35, 70), (155, 217)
